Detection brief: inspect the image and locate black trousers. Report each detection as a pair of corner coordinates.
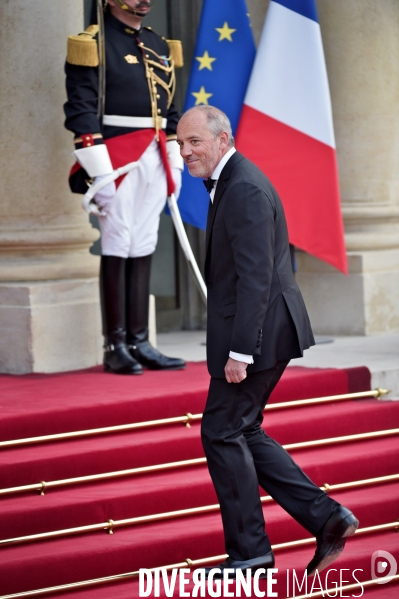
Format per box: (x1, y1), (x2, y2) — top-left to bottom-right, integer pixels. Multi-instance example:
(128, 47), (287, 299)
(201, 360), (338, 561)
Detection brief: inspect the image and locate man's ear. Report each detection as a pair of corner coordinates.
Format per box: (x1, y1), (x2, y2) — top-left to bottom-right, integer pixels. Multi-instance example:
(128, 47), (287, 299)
(219, 131), (229, 149)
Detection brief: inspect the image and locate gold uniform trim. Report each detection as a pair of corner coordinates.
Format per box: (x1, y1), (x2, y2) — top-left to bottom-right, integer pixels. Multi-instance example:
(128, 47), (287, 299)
(138, 43), (178, 138)
(166, 39), (184, 68)
(67, 24), (99, 67)
(74, 133), (103, 145)
(124, 54), (139, 64)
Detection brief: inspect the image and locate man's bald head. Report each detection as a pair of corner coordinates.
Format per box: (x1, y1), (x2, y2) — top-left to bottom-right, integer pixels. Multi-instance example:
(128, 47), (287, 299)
(181, 106), (235, 147)
(177, 106), (234, 179)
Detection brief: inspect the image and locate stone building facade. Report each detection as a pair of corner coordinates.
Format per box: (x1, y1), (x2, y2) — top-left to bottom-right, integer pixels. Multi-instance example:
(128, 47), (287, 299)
(0, 0), (398, 373)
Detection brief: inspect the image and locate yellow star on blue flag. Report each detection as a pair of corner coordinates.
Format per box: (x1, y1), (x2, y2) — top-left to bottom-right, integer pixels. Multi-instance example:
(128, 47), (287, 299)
(216, 22), (236, 41)
(192, 86), (213, 105)
(176, 0), (256, 230)
(196, 51), (216, 71)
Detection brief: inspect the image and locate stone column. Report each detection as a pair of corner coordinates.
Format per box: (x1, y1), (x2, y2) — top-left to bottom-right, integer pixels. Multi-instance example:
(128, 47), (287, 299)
(296, 0), (399, 335)
(0, 1), (102, 373)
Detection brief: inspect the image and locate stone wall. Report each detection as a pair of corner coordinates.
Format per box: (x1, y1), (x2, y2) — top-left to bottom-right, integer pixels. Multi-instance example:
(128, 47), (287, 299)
(0, 1), (102, 373)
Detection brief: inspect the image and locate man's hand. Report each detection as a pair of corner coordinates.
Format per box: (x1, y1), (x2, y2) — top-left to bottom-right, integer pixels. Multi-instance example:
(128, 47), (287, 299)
(225, 357), (248, 383)
(93, 175), (116, 214)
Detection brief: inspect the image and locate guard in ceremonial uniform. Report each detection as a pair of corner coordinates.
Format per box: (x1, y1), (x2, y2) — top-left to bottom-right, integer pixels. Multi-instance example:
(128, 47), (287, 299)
(64, 0), (186, 374)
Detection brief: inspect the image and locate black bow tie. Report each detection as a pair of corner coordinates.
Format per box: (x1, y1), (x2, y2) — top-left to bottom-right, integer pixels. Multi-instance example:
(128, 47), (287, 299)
(203, 178), (216, 193)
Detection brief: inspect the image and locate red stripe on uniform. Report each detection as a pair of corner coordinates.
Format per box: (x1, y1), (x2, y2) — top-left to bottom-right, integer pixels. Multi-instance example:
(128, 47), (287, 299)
(68, 129), (174, 192)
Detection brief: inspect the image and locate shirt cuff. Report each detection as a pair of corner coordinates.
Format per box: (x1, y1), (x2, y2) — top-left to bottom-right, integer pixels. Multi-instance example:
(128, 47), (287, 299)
(229, 351), (254, 364)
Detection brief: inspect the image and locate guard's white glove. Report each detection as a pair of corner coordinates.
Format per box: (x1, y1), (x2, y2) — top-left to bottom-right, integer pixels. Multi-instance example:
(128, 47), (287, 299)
(93, 175), (116, 215)
(171, 167), (182, 200)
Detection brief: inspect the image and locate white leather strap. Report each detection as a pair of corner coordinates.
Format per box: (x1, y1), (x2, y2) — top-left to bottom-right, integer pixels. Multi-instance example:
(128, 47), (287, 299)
(82, 160), (139, 215)
(103, 115), (167, 129)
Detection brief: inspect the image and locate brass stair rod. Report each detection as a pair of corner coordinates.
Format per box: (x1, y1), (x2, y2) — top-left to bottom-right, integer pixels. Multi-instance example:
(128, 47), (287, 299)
(0, 505), (223, 547)
(0, 522), (398, 599)
(321, 472), (399, 492)
(265, 387), (389, 410)
(271, 521), (399, 552)
(1, 428), (398, 497)
(0, 457), (207, 497)
(0, 388), (389, 450)
(283, 427), (399, 451)
(0, 415), (192, 449)
(1, 474), (397, 548)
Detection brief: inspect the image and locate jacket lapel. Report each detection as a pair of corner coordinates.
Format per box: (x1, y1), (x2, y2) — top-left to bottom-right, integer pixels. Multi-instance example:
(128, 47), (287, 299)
(205, 151), (244, 256)
(205, 198), (214, 249)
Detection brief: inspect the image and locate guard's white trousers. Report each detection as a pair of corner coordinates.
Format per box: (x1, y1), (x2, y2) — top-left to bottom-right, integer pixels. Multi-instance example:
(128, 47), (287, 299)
(98, 139), (167, 258)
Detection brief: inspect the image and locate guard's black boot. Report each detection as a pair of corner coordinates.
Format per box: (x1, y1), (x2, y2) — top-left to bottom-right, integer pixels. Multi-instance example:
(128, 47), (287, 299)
(126, 255), (186, 370)
(100, 256), (143, 375)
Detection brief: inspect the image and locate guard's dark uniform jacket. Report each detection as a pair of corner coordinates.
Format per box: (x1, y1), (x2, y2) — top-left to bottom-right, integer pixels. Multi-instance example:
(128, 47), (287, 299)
(64, 11), (181, 192)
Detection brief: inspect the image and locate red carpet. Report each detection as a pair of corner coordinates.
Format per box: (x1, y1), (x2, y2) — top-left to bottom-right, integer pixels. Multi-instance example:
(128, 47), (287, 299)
(0, 362), (398, 598)
(0, 363), (369, 440)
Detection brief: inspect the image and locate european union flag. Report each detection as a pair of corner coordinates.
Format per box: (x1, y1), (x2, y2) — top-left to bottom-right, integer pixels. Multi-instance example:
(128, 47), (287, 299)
(177, 0), (256, 230)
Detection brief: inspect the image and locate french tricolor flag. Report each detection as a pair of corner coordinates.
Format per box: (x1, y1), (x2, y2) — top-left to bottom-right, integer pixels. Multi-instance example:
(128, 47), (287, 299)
(236, 0), (347, 273)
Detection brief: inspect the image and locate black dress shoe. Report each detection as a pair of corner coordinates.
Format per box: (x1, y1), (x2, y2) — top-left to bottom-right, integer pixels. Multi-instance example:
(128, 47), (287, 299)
(103, 344), (143, 375)
(129, 341), (186, 370)
(203, 551), (275, 579)
(306, 505), (359, 576)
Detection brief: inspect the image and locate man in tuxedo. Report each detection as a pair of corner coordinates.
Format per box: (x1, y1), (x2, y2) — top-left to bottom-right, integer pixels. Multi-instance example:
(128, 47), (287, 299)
(176, 106), (358, 578)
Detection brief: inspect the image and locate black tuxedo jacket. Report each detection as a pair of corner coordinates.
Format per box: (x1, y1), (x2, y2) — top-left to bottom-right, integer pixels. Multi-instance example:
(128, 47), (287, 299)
(205, 151), (315, 378)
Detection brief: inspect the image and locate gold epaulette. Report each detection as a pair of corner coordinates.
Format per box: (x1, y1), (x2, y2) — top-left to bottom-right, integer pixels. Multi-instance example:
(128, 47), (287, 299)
(67, 25), (99, 67)
(166, 39), (184, 68)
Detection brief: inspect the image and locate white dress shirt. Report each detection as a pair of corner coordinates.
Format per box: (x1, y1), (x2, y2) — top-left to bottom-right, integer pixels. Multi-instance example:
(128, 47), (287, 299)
(209, 146), (236, 203)
(209, 147), (254, 366)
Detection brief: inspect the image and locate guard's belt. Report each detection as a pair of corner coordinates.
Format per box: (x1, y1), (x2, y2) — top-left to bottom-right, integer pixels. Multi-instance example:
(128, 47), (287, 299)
(103, 115), (167, 129)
